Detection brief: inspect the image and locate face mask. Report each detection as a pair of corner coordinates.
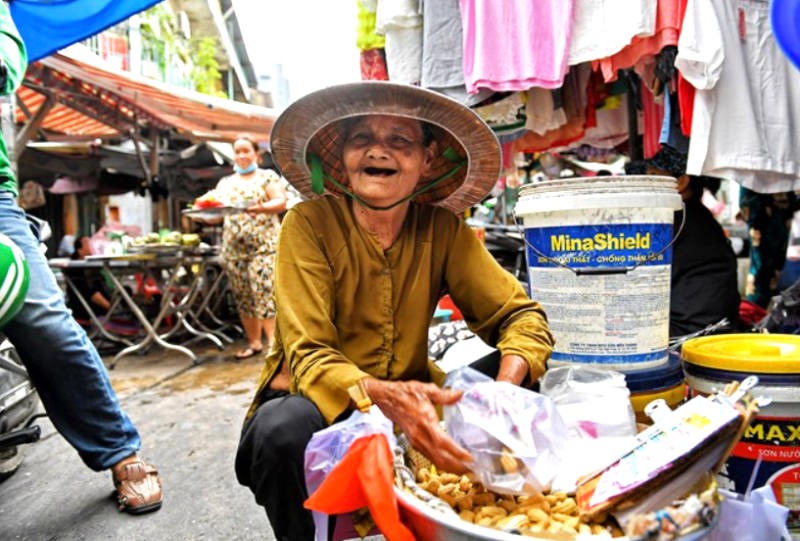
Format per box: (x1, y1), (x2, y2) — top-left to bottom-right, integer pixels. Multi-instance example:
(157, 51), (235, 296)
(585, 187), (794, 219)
(234, 163), (257, 175)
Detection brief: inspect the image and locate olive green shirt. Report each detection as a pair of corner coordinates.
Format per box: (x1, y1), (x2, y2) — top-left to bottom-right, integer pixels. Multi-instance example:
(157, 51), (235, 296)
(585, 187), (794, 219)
(0, 5), (28, 195)
(247, 196), (554, 423)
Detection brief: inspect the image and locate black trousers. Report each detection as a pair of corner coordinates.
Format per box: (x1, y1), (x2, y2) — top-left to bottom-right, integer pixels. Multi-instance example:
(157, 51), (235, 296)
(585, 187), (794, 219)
(235, 390), (326, 541)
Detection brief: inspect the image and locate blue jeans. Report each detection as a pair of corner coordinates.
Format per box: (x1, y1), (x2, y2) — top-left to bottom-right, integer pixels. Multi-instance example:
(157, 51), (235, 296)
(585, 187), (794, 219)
(0, 192), (140, 470)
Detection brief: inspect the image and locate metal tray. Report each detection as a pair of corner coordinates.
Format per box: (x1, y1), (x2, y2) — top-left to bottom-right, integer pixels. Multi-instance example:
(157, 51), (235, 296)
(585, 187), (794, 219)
(182, 205), (248, 220)
(393, 448), (719, 541)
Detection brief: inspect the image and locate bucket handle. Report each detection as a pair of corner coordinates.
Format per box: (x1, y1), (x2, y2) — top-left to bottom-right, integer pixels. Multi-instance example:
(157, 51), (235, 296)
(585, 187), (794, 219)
(512, 202), (686, 276)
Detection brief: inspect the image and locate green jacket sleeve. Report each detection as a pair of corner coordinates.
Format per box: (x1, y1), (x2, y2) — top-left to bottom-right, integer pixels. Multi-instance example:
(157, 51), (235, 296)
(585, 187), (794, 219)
(0, 4), (28, 95)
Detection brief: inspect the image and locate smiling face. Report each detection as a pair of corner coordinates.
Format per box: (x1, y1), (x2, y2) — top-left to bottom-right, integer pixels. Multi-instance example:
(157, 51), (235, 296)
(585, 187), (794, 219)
(340, 115), (437, 209)
(233, 138), (259, 171)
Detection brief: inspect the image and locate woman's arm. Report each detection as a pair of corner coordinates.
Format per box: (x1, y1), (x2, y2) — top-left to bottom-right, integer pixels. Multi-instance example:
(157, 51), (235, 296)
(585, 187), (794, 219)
(442, 217), (554, 385)
(247, 173), (287, 215)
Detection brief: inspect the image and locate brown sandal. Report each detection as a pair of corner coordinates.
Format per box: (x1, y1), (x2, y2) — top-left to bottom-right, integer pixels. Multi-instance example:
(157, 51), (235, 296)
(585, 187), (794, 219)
(112, 459), (163, 514)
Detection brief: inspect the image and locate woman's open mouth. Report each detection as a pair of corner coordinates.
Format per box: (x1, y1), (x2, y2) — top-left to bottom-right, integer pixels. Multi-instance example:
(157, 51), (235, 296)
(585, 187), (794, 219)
(363, 166), (397, 177)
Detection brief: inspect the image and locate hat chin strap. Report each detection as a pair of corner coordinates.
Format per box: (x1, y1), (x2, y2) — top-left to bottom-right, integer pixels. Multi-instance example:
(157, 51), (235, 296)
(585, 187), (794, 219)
(308, 148), (466, 211)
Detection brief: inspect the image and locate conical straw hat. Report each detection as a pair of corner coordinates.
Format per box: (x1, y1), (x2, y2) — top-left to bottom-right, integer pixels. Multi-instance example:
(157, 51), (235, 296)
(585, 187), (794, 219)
(270, 81), (501, 214)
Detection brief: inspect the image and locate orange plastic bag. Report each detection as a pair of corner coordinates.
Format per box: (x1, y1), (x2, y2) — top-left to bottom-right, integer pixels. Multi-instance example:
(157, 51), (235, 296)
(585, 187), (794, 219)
(304, 433), (413, 541)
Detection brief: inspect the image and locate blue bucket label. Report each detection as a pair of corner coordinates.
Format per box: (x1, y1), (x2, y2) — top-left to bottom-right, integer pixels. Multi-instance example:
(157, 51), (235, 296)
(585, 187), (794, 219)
(525, 223), (674, 269)
(524, 222), (673, 370)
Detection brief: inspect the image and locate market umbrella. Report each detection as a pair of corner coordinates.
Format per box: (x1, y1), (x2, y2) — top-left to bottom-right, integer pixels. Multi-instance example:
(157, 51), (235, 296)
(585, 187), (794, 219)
(9, 0), (165, 62)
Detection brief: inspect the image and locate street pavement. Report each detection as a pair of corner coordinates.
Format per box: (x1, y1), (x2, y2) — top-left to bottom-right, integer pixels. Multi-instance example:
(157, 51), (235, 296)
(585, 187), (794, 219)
(0, 342), (277, 541)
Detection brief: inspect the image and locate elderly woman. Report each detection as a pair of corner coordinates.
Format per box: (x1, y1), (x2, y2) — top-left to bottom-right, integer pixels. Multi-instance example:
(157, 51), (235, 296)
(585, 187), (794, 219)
(235, 82), (554, 540)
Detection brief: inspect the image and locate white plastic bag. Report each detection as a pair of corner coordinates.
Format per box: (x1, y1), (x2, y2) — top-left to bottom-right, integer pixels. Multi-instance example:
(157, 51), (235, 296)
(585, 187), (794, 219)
(710, 486), (791, 541)
(443, 367), (571, 495)
(540, 366), (639, 493)
(304, 405), (396, 541)
(540, 365), (637, 439)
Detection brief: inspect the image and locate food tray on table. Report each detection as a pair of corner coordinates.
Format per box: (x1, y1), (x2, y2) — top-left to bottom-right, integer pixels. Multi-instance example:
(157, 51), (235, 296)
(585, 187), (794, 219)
(182, 206), (248, 220)
(392, 445), (720, 541)
(127, 243), (182, 255)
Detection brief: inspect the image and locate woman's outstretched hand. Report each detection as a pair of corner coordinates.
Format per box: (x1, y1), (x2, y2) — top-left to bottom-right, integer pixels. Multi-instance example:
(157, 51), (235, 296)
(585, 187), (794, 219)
(361, 378), (473, 474)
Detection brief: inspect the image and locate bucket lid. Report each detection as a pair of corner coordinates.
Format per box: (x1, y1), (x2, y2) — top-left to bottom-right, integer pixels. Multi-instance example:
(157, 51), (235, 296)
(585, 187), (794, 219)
(681, 334), (800, 373)
(624, 351), (684, 393)
(517, 175), (679, 198)
(515, 175), (682, 215)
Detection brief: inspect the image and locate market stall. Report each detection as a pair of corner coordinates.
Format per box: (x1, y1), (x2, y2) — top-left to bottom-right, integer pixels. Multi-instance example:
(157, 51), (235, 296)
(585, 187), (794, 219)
(302, 1), (800, 539)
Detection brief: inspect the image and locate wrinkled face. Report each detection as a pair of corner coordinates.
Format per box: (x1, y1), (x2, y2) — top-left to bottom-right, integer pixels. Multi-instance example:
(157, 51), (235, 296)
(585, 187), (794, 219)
(233, 139), (258, 170)
(341, 115), (436, 209)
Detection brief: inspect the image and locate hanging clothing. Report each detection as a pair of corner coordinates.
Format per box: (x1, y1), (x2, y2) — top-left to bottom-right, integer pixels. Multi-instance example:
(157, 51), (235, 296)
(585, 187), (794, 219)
(360, 48), (389, 81)
(511, 64), (592, 154)
(420, 0), (463, 89)
(525, 88), (567, 136)
(356, 0), (385, 51)
(676, 0), (800, 193)
(568, 0), (656, 66)
(375, 0), (422, 84)
(595, 0), (681, 82)
(459, 0), (573, 93)
(640, 80), (665, 159)
(675, 0), (694, 137)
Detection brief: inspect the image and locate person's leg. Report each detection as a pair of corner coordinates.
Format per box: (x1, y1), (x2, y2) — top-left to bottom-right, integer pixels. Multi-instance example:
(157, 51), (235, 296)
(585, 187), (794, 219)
(0, 195), (140, 469)
(235, 392), (326, 541)
(238, 313), (263, 355)
(262, 317), (275, 349)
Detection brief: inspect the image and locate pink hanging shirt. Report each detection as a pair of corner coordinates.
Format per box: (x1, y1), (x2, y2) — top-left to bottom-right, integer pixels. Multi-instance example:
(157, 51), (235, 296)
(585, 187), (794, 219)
(459, 0), (574, 93)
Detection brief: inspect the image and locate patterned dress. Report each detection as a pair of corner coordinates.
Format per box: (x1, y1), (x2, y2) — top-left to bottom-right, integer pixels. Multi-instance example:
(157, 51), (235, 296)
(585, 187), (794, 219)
(218, 169), (282, 318)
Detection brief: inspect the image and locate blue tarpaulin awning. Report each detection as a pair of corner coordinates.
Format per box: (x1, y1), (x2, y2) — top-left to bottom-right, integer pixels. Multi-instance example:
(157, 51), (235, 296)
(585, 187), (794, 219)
(9, 0), (164, 62)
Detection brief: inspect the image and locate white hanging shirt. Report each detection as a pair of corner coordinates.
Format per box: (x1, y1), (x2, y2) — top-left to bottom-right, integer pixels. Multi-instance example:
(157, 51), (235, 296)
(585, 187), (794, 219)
(568, 0), (657, 66)
(376, 0), (423, 84)
(675, 0), (800, 193)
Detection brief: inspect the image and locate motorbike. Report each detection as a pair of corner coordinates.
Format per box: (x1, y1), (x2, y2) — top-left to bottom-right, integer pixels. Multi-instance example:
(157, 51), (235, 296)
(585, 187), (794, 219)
(0, 336), (42, 481)
(0, 214), (51, 481)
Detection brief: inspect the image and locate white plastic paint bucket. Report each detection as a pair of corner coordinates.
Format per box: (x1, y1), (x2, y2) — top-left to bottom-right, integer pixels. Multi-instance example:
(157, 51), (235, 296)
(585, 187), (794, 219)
(515, 176), (682, 372)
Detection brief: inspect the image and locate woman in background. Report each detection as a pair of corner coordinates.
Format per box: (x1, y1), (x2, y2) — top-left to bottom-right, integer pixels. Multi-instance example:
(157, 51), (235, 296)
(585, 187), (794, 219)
(206, 135), (287, 359)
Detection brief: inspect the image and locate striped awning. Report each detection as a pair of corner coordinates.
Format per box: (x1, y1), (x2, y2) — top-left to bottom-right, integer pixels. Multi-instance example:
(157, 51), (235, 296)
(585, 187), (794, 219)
(16, 47), (276, 145)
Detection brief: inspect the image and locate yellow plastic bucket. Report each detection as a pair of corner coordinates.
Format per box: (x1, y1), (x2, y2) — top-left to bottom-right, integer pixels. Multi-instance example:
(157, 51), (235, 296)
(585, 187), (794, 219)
(625, 351), (686, 424)
(682, 334), (800, 532)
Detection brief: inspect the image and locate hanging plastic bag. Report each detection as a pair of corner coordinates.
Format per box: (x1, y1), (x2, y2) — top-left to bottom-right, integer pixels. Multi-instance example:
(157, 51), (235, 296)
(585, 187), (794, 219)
(443, 366), (571, 495)
(304, 404), (403, 541)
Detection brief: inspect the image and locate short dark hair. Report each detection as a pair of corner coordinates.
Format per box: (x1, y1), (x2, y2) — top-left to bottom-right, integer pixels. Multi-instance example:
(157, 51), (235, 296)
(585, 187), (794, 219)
(71, 236), (85, 259)
(234, 134), (260, 153)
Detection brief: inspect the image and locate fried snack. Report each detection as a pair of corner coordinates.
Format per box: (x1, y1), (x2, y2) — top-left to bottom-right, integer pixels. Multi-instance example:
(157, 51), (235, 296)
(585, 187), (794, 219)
(414, 465), (618, 538)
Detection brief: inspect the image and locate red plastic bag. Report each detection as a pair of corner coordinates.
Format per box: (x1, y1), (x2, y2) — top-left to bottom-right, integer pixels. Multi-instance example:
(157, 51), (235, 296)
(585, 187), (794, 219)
(305, 433), (413, 541)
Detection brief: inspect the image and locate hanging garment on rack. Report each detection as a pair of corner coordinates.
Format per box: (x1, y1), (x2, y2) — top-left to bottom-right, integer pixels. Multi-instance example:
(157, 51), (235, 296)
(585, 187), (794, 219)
(356, 0), (385, 51)
(525, 88), (567, 135)
(676, 0), (800, 193)
(568, 0), (656, 66)
(360, 48), (389, 81)
(459, 0), (573, 93)
(675, 0), (694, 137)
(421, 0), (463, 89)
(595, 0), (681, 83)
(640, 80), (665, 159)
(511, 64), (593, 153)
(375, 0), (422, 84)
